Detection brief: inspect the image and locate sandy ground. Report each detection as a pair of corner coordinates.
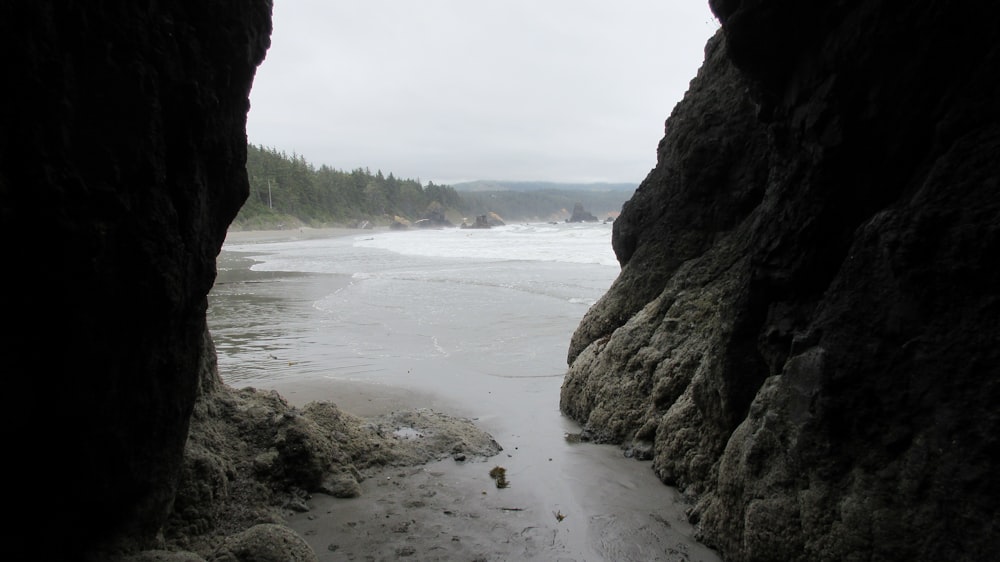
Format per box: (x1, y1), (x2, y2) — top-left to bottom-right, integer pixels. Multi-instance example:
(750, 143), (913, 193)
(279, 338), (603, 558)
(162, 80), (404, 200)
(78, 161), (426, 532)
(268, 378), (720, 562)
(218, 227), (721, 562)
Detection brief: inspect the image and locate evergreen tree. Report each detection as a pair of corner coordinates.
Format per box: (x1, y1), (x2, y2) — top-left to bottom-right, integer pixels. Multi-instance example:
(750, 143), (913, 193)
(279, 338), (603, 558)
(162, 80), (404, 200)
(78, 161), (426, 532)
(236, 144), (465, 229)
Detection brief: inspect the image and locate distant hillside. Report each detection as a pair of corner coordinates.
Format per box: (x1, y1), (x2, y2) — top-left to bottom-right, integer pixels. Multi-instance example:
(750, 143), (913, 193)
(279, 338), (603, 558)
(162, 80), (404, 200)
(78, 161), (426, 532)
(452, 180), (637, 193)
(236, 144), (464, 229)
(235, 147), (636, 227)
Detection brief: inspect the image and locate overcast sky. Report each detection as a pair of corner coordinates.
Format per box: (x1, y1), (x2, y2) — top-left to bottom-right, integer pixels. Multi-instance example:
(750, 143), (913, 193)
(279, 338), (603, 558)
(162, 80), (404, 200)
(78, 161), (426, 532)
(246, 1), (719, 186)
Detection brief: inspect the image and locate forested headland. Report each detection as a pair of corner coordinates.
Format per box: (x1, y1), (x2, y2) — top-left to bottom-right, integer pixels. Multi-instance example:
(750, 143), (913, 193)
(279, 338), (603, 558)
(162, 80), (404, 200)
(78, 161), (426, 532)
(237, 144), (635, 229)
(239, 144), (463, 229)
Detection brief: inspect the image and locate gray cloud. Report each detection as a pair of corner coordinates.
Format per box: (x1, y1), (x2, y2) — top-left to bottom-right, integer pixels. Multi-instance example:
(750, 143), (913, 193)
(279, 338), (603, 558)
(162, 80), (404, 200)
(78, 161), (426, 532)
(247, 1), (718, 185)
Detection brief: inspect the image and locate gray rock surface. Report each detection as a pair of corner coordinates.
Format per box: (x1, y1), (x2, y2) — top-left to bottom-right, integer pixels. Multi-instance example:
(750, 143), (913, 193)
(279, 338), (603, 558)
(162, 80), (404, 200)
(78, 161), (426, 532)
(210, 524), (318, 562)
(164, 353), (501, 558)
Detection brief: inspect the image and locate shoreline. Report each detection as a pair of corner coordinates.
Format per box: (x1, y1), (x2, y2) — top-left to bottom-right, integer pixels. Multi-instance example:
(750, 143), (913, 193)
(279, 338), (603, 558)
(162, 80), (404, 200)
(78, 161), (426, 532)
(273, 370), (719, 561)
(223, 225), (372, 245)
(218, 225), (415, 418)
(211, 225), (721, 561)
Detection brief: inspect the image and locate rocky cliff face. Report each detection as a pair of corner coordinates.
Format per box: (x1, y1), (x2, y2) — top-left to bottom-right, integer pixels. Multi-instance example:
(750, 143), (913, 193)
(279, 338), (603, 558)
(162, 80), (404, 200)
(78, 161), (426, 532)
(0, 2), (272, 557)
(562, 2), (1000, 561)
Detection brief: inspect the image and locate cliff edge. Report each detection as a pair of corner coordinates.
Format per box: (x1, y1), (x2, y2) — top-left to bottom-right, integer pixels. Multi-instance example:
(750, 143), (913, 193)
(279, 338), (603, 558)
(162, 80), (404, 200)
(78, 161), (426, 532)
(562, 2), (1000, 561)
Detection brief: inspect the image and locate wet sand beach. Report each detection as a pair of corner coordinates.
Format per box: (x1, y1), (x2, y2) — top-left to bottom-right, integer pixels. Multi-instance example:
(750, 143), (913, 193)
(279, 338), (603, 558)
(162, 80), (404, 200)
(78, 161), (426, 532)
(271, 376), (719, 562)
(212, 227), (721, 561)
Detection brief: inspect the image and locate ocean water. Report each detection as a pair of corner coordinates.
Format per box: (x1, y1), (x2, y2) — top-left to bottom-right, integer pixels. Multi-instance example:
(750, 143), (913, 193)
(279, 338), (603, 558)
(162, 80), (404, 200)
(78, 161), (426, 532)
(209, 222), (620, 393)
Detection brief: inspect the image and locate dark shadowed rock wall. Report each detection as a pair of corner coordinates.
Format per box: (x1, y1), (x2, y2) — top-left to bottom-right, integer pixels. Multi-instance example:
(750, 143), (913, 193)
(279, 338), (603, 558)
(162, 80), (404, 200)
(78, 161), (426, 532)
(562, 2), (1000, 561)
(0, 1), (271, 557)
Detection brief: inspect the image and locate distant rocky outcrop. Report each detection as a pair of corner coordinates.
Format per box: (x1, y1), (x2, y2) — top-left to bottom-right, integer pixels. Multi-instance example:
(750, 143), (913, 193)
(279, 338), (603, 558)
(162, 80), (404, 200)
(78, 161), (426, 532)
(461, 215), (490, 229)
(566, 202), (599, 223)
(562, 2), (1000, 561)
(389, 215), (412, 229)
(460, 212), (506, 229)
(418, 201), (454, 228)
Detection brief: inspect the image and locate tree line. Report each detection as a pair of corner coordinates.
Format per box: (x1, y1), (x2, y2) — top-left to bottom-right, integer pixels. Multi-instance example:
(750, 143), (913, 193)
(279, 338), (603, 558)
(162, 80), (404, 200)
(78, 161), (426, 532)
(236, 144), (632, 229)
(238, 144), (463, 229)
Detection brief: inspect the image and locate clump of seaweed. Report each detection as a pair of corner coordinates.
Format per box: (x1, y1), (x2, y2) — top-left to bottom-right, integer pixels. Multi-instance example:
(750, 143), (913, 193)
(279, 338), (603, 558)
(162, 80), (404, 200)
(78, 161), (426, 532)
(489, 465), (509, 489)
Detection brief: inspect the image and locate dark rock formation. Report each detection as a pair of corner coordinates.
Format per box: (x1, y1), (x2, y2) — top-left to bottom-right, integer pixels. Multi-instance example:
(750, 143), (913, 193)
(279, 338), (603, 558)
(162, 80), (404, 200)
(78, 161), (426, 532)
(0, 0), (331, 557)
(1, 1), (272, 557)
(566, 202), (599, 223)
(561, 2), (1000, 561)
(462, 214), (492, 229)
(419, 201), (454, 227)
(460, 212), (505, 229)
(0, 6), (503, 557)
